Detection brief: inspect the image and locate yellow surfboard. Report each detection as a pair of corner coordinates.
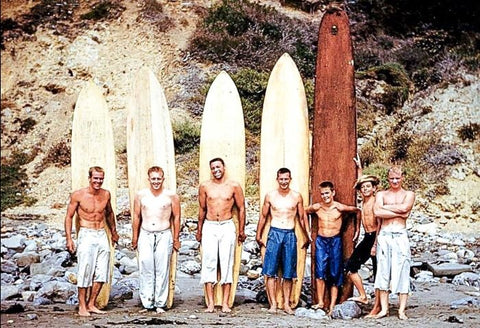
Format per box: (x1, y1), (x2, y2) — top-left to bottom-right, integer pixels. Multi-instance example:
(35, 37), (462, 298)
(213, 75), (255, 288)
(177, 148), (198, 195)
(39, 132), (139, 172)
(199, 71), (246, 308)
(259, 53), (309, 309)
(126, 66), (178, 308)
(71, 80), (116, 309)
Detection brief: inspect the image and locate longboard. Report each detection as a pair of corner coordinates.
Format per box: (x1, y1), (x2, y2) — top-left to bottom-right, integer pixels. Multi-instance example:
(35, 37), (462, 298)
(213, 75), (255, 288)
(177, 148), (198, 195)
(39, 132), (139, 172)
(311, 8), (357, 305)
(199, 71), (245, 308)
(71, 80), (116, 309)
(126, 67), (177, 308)
(259, 53), (309, 309)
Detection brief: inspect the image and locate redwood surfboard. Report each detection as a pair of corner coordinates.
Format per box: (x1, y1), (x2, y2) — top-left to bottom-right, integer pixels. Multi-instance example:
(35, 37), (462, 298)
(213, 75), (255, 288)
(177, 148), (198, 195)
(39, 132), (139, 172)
(259, 53), (309, 309)
(311, 8), (357, 306)
(71, 80), (116, 309)
(126, 66), (178, 308)
(199, 71), (246, 308)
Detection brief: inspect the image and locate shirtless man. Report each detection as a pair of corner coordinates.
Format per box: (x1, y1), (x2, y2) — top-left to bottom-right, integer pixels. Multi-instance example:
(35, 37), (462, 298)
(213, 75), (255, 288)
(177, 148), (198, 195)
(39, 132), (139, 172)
(255, 168), (310, 315)
(65, 166), (119, 317)
(346, 157), (380, 308)
(305, 181), (360, 315)
(196, 158), (246, 313)
(132, 166), (181, 313)
(373, 166), (415, 320)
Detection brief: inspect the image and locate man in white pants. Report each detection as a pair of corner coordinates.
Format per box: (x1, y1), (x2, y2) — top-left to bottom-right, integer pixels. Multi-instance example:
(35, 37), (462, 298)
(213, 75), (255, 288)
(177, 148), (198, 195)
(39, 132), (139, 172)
(132, 166), (181, 313)
(196, 157), (246, 313)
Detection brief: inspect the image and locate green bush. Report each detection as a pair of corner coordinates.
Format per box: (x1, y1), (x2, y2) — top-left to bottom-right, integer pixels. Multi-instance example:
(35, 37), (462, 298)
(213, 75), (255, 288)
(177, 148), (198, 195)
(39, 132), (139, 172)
(173, 120), (200, 154)
(1, 150), (37, 211)
(43, 141), (71, 167)
(188, 0), (317, 78)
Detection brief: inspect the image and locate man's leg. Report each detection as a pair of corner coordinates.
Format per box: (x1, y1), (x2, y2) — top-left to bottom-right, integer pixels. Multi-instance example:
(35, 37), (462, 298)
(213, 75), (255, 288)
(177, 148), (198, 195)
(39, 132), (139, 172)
(328, 285), (338, 315)
(78, 287), (90, 316)
(313, 278), (325, 309)
(221, 283), (232, 313)
(282, 279), (294, 314)
(374, 290), (389, 318)
(86, 282), (106, 314)
(205, 282), (215, 312)
(366, 289), (381, 317)
(398, 293), (408, 320)
(348, 272), (368, 304)
(265, 276), (277, 313)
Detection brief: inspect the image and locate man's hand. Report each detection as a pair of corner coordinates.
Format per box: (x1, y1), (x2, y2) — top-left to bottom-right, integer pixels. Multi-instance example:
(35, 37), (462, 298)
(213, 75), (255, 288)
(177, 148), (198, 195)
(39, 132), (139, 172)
(66, 238), (76, 253)
(353, 153), (362, 169)
(238, 231), (246, 244)
(131, 238), (138, 250)
(111, 231), (120, 246)
(301, 239), (310, 249)
(173, 240), (181, 252)
(256, 236), (265, 248)
(353, 231), (359, 243)
(370, 245), (376, 257)
(195, 230), (202, 242)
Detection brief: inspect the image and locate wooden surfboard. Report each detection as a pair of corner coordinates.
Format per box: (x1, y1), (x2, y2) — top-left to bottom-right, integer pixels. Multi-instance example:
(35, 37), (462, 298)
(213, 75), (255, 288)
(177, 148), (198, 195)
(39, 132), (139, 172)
(311, 8), (357, 305)
(71, 80), (116, 309)
(259, 53), (309, 309)
(199, 71), (246, 308)
(126, 66), (178, 308)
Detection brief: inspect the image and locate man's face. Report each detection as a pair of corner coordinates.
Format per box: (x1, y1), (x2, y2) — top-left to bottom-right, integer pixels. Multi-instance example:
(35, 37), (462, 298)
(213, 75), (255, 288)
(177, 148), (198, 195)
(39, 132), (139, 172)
(148, 171), (164, 190)
(320, 187), (334, 204)
(276, 172), (291, 190)
(360, 181), (376, 197)
(388, 172), (403, 189)
(89, 171), (104, 190)
(210, 160), (224, 180)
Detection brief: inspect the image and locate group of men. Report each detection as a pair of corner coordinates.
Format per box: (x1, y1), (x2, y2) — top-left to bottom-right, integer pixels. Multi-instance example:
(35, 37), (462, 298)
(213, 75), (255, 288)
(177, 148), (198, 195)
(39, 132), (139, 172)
(64, 157), (415, 320)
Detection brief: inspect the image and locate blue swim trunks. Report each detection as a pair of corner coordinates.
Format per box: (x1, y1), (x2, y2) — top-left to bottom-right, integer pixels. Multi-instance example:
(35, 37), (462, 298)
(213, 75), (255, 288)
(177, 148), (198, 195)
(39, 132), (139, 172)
(315, 234), (344, 286)
(262, 227), (297, 279)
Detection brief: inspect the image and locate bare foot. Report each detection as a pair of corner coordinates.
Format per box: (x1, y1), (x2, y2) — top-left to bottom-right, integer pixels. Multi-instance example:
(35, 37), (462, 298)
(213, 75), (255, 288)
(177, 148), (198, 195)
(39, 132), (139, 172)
(267, 307), (277, 314)
(348, 296), (369, 304)
(311, 303), (324, 310)
(283, 306), (294, 315)
(399, 312), (408, 320)
(374, 311), (389, 319)
(78, 309), (91, 317)
(366, 307), (381, 318)
(87, 306), (106, 314)
(204, 305), (215, 313)
(221, 305), (231, 313)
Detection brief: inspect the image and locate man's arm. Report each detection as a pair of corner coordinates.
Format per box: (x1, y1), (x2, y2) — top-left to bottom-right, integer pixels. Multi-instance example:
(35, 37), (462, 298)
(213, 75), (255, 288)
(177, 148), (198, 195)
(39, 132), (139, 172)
(196, 184), (207, 242)
(256, 194), (270, 248)
(337, 202), (360, 213)
(131, 192), (142, 250)
(104, 191), (119, 245)
(353, 209), (361, 242)
(354, 153), (363, 177)
(373, 191), (411, 219)
(381, 191), (416, 214)
(171, 193), (181, 251)
(234, 183), (246, 243)
(296, 195), (311, 247)
(64, 192), (79, 253)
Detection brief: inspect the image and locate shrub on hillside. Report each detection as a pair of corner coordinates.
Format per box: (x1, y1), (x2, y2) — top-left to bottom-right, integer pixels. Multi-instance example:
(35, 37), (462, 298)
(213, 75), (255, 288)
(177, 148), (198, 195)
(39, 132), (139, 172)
(188, 0), (317, 78)
(42, 141), (71, 168)
(136, 0), (174, 32)
(173, 120), (200, 154)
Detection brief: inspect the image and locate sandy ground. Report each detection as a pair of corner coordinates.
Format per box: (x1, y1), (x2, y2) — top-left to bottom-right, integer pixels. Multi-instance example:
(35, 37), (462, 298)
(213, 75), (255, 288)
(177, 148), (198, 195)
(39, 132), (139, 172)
(2, 271), (479, 328)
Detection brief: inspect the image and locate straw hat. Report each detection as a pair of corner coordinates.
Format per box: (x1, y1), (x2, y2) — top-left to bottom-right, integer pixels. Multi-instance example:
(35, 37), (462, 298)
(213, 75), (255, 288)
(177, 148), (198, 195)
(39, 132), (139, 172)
(354, 175), (380, 190)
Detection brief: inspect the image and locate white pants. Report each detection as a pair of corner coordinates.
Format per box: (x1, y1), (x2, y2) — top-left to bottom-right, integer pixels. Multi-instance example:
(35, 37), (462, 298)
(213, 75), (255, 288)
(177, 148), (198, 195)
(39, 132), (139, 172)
(137, 228), (173, 309)
(76, 228), (110, 288)
(374, 229), (411, 294)
(200, 219), (236, 285)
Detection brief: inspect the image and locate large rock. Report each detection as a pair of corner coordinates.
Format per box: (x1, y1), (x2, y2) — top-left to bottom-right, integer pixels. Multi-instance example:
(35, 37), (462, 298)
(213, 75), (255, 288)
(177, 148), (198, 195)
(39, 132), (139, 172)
(331, 301), (362, 319)
(452, 272), (480, 287)
(295, 307), (329, 319)
(1, 235), (26, 251)
(1, 285), (20, 301)
(427, 263), (473, 277)
(34, 280), (77, 303)
(178, 260), (201, 275)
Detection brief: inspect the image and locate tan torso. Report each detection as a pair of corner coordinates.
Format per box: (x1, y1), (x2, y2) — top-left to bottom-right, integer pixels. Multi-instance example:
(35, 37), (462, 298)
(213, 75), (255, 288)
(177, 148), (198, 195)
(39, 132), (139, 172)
(139, 188), (173, 232)
(316, 202), (343, 237)
(204, 180), (236, 221)
(381, 189), (410, 231)
(269, 189), (299, 230)
(75, 187), (109, 229)
(361, 197), (377, 233)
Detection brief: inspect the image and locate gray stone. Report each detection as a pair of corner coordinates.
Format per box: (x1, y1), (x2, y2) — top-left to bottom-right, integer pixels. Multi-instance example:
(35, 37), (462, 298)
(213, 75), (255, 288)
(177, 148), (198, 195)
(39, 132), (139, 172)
(21, 291), (36, 302)
(178, 260), (201, 275)
(450, 297), (480, 309)
(30, 274), (55, 291)
(243, 240), (259, 254)
(26, 313), (38, 320)
(1, 272), (15, 284)
(13, 252), (40, 267)
(295, 307), (328, 319)
(331, 301), (362, 319)
(111, 277), (138, 301)
(1, 259), (18, 274)
(30, 251), (71, 275)
(452, 272), (480, 287)
(415, 270), (438, 283)
(427, 263), (473, 276)
(1, 285), (20, 301)
(34, 280), (77, 303)
(1, 235), (26, 251)
(233, 287), (257, 304)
